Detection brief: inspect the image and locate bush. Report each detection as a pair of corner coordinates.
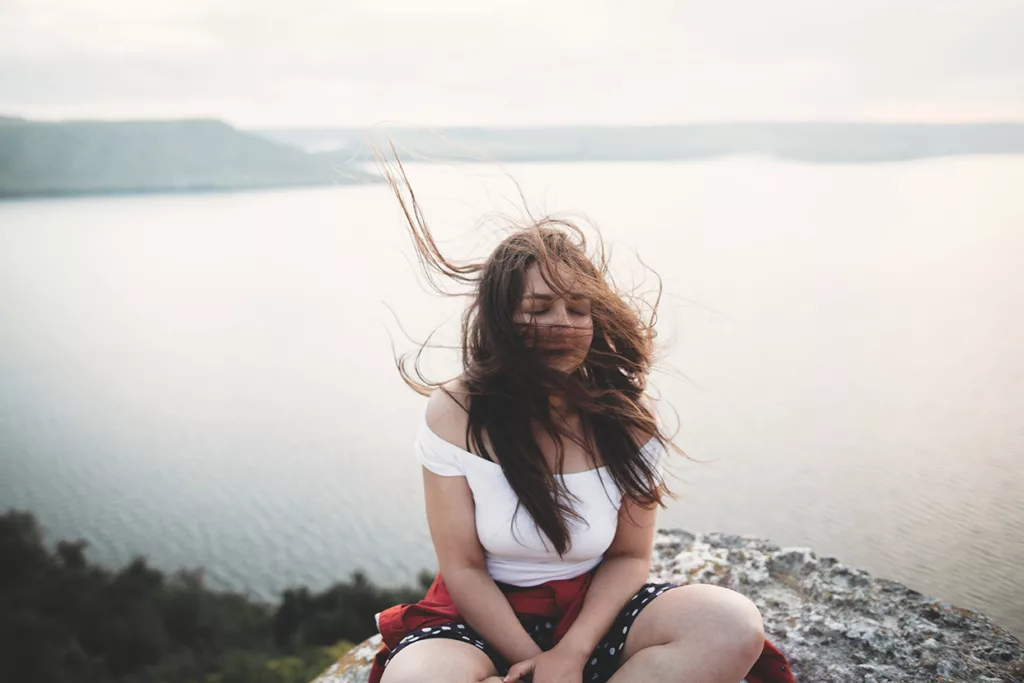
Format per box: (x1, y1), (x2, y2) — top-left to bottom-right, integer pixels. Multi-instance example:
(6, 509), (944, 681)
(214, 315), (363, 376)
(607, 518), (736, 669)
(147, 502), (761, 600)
(0, 509), (429, 683)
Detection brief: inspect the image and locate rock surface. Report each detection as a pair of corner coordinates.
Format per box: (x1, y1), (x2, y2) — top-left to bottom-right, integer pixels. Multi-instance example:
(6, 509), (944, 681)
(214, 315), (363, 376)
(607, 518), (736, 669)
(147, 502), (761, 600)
(312, 529), (1023, 682)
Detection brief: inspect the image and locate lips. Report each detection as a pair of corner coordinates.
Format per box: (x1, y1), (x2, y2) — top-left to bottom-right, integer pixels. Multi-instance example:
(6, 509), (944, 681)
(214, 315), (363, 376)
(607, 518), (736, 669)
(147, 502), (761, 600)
(538, 343), (582, 357)
(538, 338), (578, 349)
(522, 326), (589, 356)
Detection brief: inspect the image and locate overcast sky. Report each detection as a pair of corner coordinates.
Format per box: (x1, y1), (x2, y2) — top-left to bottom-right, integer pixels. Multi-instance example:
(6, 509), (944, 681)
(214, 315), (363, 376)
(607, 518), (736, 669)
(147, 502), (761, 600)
(2, 0), (1022, 127)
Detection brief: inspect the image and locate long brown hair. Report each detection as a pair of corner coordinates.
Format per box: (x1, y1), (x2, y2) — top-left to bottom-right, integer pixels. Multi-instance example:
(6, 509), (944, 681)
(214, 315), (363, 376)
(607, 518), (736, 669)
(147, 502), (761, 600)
(379, 151), (681, 556)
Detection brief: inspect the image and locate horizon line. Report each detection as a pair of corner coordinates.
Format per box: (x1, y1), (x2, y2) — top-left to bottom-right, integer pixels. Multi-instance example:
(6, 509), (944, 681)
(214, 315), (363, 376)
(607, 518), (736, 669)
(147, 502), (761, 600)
(5, 114), (1024, 129)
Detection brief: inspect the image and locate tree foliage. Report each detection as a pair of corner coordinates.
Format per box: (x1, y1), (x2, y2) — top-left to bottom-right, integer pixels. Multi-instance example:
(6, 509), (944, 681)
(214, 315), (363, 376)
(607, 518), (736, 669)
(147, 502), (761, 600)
(0, 509), (430, 683)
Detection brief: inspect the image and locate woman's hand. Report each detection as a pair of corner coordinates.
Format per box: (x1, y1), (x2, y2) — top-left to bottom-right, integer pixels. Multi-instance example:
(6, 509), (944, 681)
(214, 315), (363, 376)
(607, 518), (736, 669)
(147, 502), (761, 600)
(503, 643), (589, 683)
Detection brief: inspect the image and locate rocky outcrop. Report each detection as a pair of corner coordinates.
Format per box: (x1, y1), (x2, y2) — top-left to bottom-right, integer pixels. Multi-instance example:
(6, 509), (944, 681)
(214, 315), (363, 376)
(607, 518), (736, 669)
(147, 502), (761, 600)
(312, 529), (1023, 682)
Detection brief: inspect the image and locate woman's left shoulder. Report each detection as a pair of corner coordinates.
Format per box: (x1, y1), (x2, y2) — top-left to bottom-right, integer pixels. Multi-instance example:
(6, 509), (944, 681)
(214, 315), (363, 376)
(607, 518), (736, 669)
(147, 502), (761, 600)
(627, 394), (658, 443)
(627, 395), (668, 465)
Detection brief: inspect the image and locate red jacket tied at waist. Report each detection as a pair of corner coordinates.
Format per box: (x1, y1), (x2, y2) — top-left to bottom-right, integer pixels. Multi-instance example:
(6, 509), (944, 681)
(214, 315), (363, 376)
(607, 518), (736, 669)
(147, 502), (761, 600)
(368, 571), (796, 683)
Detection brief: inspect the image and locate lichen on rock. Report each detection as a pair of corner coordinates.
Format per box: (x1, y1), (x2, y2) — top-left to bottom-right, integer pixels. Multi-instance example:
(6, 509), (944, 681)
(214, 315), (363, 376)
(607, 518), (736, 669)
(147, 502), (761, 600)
(312, 529), (1024, 683)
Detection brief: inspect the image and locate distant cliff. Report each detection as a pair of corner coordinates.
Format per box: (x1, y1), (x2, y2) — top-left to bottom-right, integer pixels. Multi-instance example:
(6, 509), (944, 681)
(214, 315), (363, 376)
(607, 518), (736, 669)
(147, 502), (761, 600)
(312, 529), (1024, 683)
(0, 117), (376, 199)
(260, 122), (1024, 164)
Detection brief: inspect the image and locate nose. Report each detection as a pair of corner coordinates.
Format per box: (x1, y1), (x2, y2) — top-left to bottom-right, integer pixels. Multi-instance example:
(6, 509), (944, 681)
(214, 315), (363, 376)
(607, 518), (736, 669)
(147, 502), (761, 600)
(555, 303), (573, 327)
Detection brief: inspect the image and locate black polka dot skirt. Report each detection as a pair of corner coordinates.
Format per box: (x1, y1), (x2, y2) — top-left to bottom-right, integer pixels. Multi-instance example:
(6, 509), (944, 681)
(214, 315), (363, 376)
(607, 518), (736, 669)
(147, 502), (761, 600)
(381, 582), (677, 682)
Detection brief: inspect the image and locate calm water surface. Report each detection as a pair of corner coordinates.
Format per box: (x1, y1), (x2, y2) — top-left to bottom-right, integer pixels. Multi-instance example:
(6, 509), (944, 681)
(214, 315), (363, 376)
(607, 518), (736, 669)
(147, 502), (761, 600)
(1, 158), (1022, 637)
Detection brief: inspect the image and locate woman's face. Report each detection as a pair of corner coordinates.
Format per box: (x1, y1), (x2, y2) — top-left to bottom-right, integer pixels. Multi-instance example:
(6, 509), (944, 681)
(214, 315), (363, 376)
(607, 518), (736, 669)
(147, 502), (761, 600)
(515, 263), (594, 373)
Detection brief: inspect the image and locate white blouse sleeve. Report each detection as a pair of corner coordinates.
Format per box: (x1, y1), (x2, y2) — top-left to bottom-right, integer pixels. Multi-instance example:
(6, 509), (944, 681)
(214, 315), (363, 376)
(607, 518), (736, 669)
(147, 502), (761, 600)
(415, 422), (466, 477)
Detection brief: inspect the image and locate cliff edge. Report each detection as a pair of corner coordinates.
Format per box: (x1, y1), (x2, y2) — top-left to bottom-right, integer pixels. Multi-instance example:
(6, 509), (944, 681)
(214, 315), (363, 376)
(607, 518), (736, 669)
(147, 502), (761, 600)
(311, 529), (1023, 682)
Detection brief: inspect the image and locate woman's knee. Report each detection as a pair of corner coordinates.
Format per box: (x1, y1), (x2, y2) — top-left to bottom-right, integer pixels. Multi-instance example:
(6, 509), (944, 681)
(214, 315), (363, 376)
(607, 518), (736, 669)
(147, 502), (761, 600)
(688, 584), (765, 661)
(730, 593), (765, 662)
(647, 584), (764, 660)
(380, 638), (497, 683)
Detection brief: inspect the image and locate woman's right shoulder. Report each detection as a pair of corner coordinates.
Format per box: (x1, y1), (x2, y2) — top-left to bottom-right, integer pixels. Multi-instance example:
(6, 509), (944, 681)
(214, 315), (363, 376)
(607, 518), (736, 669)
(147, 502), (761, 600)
(425, 378), (471, 448)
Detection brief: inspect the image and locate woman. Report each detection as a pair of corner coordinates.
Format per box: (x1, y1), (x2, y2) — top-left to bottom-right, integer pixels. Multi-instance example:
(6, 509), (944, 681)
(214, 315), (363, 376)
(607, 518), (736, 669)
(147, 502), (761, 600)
(369, 161), (794, 683)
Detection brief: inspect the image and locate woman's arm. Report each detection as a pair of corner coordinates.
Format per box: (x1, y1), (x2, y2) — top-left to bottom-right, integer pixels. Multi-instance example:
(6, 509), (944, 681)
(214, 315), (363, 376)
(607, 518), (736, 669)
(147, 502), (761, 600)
(421, 389), (543, 665)
(555, 419), (664, 656)
(503, 497), (658, 683)
(424, 472), (542, 663)
(555, 496), (658, 658)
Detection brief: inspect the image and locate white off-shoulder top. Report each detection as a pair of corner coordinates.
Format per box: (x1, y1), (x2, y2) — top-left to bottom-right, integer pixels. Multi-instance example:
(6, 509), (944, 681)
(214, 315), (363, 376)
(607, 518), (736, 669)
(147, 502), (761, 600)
(416, 420), (666, 587)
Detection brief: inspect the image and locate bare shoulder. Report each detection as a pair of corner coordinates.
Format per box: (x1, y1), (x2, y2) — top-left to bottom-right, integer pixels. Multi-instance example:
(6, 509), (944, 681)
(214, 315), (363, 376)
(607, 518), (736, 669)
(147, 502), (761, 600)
(629, 393), (659, 446)
(425, 378), (472, 449)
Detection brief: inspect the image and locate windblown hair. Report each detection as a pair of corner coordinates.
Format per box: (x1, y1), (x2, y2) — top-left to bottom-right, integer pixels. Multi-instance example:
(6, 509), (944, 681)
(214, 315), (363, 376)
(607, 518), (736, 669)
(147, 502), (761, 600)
(379, 152), (680, 556)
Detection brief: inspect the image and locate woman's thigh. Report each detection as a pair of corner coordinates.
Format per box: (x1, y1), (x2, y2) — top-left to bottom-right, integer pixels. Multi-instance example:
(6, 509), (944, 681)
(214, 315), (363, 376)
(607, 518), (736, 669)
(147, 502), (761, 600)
(380, 637), (499, 683)
(621, 583), (764, 661)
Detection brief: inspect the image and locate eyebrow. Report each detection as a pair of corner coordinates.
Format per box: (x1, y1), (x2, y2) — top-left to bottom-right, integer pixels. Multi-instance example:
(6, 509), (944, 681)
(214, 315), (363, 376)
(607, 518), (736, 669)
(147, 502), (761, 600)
(522, 293), (589, 301)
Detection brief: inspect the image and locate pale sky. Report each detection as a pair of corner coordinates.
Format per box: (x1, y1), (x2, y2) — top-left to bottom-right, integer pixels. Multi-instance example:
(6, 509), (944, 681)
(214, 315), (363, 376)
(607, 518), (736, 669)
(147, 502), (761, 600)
(2, 0), (1023, 127)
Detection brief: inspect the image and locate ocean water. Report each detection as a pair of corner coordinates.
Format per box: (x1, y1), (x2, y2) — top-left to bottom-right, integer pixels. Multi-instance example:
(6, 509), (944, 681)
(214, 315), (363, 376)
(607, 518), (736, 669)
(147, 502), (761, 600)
(1, 158), (1022, 637)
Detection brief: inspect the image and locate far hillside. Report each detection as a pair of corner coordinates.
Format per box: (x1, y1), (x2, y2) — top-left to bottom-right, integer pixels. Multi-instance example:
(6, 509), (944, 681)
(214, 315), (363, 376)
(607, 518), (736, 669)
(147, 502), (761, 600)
(258, 123), (1024, 164)
(0, 117), (375, 199)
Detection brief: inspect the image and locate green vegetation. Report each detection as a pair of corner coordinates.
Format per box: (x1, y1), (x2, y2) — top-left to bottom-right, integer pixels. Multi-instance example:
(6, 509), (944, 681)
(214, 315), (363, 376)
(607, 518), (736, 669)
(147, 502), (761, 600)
(0, 117), (376, 199)
(0, 509), (432, 683)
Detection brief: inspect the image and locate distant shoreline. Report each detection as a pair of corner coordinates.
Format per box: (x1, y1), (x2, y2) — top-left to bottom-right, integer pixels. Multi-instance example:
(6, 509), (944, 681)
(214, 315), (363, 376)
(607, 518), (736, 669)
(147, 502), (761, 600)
(0, 178), (358, 201)
(261, 121), (1024, 164)
(0, 116), (377, 200)
(4, 117), (1024, 200)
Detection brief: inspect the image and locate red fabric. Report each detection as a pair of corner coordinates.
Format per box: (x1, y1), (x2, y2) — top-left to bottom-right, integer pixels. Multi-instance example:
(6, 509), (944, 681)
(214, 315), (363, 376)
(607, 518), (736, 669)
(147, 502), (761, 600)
(368, 571), (796, 683)
(747, 638), (797, 683)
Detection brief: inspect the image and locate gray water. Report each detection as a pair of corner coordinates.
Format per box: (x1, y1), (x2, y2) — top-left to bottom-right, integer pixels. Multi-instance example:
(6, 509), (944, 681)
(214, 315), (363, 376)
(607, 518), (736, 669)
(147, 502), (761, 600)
(1, 158), (1022, 638)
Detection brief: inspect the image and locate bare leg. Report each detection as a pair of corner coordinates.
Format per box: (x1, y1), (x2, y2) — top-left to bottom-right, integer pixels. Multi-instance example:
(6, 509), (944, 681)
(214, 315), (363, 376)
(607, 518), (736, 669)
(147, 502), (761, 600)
(381, 638), (498, 683)
(608, 584), (764, 683)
